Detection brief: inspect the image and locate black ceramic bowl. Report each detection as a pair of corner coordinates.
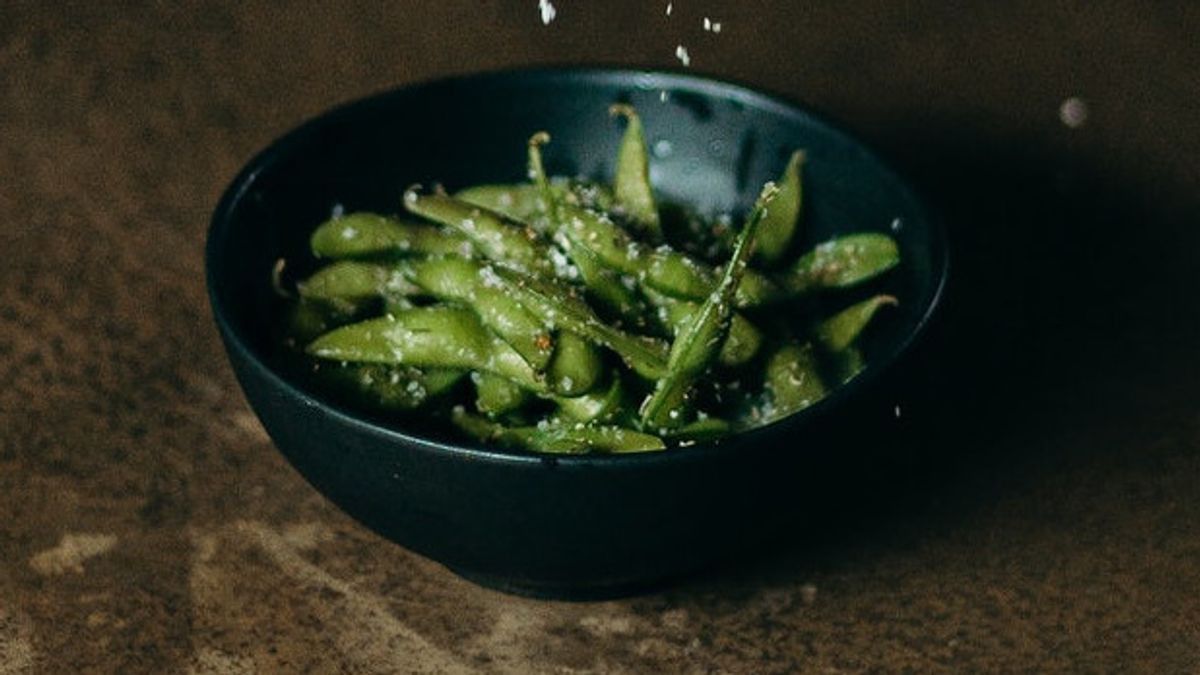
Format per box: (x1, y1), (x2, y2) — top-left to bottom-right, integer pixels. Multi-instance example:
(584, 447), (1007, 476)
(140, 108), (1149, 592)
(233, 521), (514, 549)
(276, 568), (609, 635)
(206, 68), (948, 598)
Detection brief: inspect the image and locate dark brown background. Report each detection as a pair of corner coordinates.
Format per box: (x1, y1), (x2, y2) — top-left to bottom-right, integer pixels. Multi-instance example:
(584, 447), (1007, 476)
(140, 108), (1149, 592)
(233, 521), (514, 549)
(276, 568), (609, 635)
(2, 1), (1198, 672)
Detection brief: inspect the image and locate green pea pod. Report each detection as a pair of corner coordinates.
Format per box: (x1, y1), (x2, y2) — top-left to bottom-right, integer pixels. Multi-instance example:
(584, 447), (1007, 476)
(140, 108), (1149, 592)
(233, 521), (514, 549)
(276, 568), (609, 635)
(547, 331), (602, 396)
(310, 212), (473, 259)
(451, 407), (664, 454)
(306, 306), (548, 394)
(319, 364), (466, 412)
(756, 151), (804, 265)
(527, 133), (648, 322)
(648, 290), (763, 367)
(762, 342), (827, 424)
(297, 261), (417, 316)
(398, 256), (554, 371)
(609, 104), (662, 242)
(555, 374), (625, 424)
(403, 189), (556, 278)
(781, 233), (900, 294)
(641, 183), (779, 429)
(491, 265), (670, 380)
(472, 371), (530, 416)
(815, 294), (898, 352)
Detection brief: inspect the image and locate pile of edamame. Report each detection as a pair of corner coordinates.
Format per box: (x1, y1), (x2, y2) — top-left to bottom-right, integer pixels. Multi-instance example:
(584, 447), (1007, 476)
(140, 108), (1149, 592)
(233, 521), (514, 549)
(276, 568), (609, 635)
(281, 106), (900, 454)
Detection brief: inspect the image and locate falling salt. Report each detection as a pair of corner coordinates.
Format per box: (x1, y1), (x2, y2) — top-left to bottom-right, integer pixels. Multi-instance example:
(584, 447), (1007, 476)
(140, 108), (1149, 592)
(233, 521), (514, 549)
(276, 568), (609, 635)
(703, 17), (721, 33)
(538, 0), (556, 25)
(1059, 97), (1088, 129)
(890, 217), (903, 232)
(665, 3), (673, 16)
(894, 404), (902, 418)
(675, 45), (691, 67)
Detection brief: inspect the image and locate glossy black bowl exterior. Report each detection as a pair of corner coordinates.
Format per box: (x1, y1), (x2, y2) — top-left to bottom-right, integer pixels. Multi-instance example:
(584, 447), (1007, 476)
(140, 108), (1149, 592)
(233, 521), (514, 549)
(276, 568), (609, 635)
(206, 68), (948, 597)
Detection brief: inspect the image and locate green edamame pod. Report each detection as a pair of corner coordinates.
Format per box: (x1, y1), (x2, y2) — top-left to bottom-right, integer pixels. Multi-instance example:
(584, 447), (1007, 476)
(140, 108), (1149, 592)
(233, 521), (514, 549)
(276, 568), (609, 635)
(648, 290), (763, 367)
(815, 294), (898, 352)
(491, 266), (670, 380)
(398, 256), (554, 371)
(756, 151), (804, 265)
(609, 104), (662, 242)
(527, 133), (649, 322)
(284, 299), (339, 346)
(663, 417), (732, 443)
(455, 184), (545, 223)
(403, 189), (556, 277)
(831, 346), (866, 385)
(547, 331), (602, 396)
(311, 212), (473, 259)
(306, 306), (548, 393)
(472, 372), (530, 416)
(451, 407), (665, 454)
(553, 199), (782, 308)
(641, 183), (779, 429)
(297, 261), (417, 316)
(320, 364), (466, 412)
(781, 233), (900, 294)
(456, 181), (615, 224)
(555, 374), (625, 424)
(762, 342), (827, 423)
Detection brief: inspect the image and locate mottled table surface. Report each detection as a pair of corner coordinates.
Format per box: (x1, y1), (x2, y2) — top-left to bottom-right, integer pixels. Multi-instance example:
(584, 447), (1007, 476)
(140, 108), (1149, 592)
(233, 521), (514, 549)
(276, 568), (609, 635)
(3, 2), (1199, 672)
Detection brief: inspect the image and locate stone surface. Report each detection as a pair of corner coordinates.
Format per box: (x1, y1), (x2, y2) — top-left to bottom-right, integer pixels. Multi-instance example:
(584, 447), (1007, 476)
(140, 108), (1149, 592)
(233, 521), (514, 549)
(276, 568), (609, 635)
(2, 2), (1199, 672)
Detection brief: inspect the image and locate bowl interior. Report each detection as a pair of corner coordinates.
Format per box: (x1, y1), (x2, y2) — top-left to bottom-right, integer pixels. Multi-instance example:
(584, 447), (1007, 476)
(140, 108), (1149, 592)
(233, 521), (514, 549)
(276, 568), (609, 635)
(208, 68), (947, 451)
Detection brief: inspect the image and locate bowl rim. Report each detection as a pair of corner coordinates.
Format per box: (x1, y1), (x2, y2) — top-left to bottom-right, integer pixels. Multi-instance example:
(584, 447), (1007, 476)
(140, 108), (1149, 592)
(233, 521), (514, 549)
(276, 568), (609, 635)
(206, 65), (949, 469)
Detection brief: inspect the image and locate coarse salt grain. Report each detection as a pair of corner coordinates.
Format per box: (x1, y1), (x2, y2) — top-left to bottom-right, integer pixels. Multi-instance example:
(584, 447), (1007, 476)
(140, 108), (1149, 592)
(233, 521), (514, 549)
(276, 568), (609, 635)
(1059, 96), (1088, 128)
(538, 0), (556, 25)
(675, 45), (691, 67)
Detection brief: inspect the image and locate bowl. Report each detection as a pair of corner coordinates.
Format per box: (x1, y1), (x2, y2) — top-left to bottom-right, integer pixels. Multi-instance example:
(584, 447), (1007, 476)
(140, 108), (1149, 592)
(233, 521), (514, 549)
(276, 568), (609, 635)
(206, 68), (948, 598)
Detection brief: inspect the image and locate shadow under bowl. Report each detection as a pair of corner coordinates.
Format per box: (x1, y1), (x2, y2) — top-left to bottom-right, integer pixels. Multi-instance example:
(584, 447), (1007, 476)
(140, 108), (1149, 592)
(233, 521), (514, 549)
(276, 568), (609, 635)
(205, 68), (948, 598)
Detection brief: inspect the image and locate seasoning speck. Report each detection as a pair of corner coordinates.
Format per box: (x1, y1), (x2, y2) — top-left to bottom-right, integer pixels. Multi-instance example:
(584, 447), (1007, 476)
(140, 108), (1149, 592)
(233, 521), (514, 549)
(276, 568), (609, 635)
(1059, 96), (1088, 128)
(675, 45), (691, 67)
(538, 0), (556, 25)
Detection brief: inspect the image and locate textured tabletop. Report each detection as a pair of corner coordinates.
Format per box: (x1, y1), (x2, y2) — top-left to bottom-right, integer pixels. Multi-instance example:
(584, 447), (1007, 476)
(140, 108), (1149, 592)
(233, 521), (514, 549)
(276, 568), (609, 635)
(3, 2), (1199, 672)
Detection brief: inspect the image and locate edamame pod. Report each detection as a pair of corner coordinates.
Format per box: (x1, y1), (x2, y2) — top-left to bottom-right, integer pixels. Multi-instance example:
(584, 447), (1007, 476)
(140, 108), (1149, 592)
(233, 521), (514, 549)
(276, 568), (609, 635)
(403, 189), (556, 277)
(491, 266), (670, 380)
(781, 233), (900, 294)
(398, 256), (554, 371)
(756, 151), (804, 265)
(451, 407), (665, 454)
(311, 212), (473, 259)
(547, 331), (603, 396)
(306, 306), (548, 394)
(641, 183), (778, 429)
(527, 133), (649, 322)
(610, 104), (662, 242)
(762, 342), (827, 423)
(297, 261), (417, 316)
(648, 290), (763, 367)
(815, 294), (898, 352)
(555, 374), (625, 423)
(473, 371), (531, 416)
(320, 364), (466, 412)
